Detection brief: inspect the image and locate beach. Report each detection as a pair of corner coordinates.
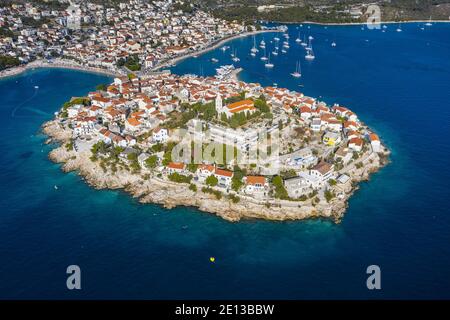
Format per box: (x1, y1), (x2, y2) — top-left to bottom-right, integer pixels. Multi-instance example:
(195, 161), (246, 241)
(0, 58), (121, 80)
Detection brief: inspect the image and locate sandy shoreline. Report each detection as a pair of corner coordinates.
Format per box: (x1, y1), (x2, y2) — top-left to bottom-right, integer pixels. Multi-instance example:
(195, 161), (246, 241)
(0, 59), (121, 80)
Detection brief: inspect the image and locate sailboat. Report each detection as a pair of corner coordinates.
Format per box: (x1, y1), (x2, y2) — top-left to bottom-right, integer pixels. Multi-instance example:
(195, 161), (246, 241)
(260, 39), (266, 49)
(274, 36), (280, 42)
(396, 22), (403, 32)
(305, 49), (315, 60)
(301, 35), (307, 47)
(272, 47), (279, 56)
(231, 49), (240, 62)
(331, 41), (337, 47)
(295, 32), (302, 43)
(425, 16), (433, 26)
(260, 48), (268, 61)
(251, 36), (259, 54)
(283, 41), (290, 49)
(305, 38), (312, 51)
(305, 43), (315, 60)
(264, 54), (274, 68)
(291, 61), (301, 78)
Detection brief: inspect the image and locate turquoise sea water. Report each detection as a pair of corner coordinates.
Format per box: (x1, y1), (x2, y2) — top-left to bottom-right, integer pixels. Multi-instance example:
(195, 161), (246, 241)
(1, 23), (450, 299)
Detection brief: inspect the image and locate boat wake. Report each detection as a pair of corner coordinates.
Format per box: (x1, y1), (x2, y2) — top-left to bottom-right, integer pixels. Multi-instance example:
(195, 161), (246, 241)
(11, 85), (44, 118)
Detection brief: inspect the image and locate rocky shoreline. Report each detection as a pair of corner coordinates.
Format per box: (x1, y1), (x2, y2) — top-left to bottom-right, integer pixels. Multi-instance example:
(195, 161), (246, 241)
(42, 119), (389, 223)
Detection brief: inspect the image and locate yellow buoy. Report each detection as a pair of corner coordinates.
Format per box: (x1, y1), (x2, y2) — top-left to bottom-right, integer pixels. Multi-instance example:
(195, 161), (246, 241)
(210, 257), (215, 263)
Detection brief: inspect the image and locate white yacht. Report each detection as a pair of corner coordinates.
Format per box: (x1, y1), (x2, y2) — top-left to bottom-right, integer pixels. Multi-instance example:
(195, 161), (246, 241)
(264, 54), (274, 68)
(260, 48), (268, 61)
(260, 39), (266, 49)
(301, 35), (308, 47)
(305, 43), (315, 60)
(250, 36), (259, 54)
(291, 61), (301, 78)
(231, 50), (240, 62)
(305, 38), (313, 51)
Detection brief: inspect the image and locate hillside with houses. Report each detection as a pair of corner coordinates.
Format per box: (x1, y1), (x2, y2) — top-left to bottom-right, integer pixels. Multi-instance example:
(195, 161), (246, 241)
(42, 71), (389, 222)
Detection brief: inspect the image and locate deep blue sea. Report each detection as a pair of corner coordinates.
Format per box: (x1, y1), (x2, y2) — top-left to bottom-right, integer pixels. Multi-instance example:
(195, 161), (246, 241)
(1, 23), (450, 299)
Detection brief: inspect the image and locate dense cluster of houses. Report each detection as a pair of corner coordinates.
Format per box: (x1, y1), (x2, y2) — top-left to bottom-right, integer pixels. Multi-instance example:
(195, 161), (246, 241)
(61, 71), (382, 201)
(0, 0), (245, 70)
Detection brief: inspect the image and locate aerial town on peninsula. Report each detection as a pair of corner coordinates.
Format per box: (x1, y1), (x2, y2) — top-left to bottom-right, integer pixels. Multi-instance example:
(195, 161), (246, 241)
(0, 0), (256, 75)
(0, 0), (390, 222)
(43, 69), (389, 222)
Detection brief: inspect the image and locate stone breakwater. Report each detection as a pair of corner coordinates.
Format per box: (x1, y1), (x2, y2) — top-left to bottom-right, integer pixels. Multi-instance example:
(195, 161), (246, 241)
(42, 120), (389, 223)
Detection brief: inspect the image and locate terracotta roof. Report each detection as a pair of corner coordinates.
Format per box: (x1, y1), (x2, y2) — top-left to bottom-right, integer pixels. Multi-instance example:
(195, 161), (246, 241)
(214, 168), (233, 177)
(349, 137), (363, 146)
(168, 162), (185, 170)
(198, 164), (214, 172)
(226, 99), (254, 110)
(245, 176), (266, 185)
(312, 162), (333, 175)
(127, 117), (141, 126)
(300, 106), (311, 113)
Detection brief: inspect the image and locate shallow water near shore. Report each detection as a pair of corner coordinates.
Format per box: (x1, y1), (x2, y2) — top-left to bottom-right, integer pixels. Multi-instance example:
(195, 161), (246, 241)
(1, 23), (450, 299)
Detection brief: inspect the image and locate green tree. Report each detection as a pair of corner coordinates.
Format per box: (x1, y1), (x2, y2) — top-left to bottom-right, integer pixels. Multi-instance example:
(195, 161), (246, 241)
(96, 83), (108, 91)
(151, 143), (164, 153)
(145, 155), (158, 169)
(272, 175), (289, 199)
(206, 175), (218, 187)
(231, 167), (244, 192)
(187, 163), (198, 173)
(325, 190), (335, 202)
(168, 173), (192, 184)
(0, 55), (20, 70)
(162, 151), (172, 166)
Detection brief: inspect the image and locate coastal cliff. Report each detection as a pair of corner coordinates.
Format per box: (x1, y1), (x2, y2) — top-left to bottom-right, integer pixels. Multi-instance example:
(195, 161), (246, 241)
(42, 120), (389, 223)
